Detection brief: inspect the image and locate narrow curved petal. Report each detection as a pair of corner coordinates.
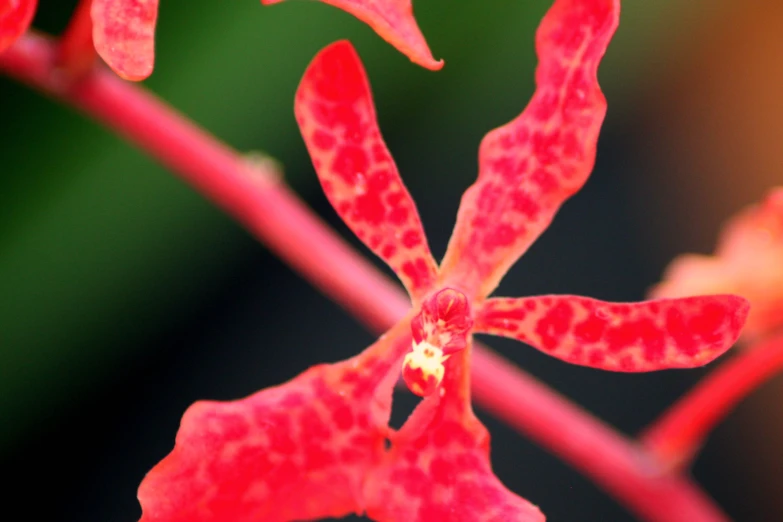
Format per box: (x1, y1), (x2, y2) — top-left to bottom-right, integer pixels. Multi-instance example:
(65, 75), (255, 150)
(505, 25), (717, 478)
(261, 0), (442, 70)
(296, 41), (439, 302)
(92, 0), (158, 81)
(0, 0), (37, 53)
(440, 0), (620, 299)
(474, 295), (749, 371)
(364, 346), (545, 521)
(138, 320), (412, 522)
(652, 188), (783, 342)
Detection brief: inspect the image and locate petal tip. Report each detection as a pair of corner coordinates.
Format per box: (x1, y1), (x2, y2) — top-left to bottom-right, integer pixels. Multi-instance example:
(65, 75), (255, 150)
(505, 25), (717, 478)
(729, 294), (752, 331)
(307, 39), (360, 71)
(91, 0), (158, 81)
(0, 0), (38, 54)
(114, 65), (154, 82)
(418, 56), (444, 71)
(385, 34), (442, 71)
(275, 0), (441, 72)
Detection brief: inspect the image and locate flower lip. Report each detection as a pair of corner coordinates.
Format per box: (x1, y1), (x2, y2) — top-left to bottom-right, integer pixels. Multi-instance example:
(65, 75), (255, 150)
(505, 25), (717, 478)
(403, 288), (473, 397)
(411, 287), (473, 354)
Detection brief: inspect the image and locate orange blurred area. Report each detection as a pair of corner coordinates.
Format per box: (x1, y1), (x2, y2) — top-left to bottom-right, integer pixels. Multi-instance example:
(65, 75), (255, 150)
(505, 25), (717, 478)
(1, 1), (782, 521)
(628, 1), (783, 518)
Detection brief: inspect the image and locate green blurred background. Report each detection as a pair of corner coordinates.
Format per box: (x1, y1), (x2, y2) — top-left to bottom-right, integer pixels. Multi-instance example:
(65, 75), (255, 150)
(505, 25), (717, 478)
(1, 0), (782, 520)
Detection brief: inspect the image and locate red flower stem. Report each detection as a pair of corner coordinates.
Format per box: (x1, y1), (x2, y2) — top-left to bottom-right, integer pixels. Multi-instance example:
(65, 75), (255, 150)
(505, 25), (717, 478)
(472, 347), (728, 522)
(0, 33), (727, 522)
(57, 0), (97, 77)
(3, 32), (404, 332)
(642, 331), (783, 472)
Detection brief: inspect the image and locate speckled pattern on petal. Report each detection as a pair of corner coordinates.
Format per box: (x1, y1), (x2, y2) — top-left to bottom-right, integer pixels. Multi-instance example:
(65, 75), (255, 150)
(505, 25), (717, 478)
(92, 0), (158, 80)
(440, 0), (619, 299)
(138, 320), (411, 522)
(295, 42), (439, 302)
(653, 188), (783, 342)
(475, 295), (749, 371)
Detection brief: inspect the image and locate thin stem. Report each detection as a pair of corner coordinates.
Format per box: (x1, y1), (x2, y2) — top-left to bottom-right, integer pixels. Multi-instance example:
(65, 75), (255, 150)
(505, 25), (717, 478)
(57, 0), (97, 77)
(2, 32), (403, 331)
(642, 331), (783, 471)
(1, 33), (727, 522)
(472, 347), (729, 522)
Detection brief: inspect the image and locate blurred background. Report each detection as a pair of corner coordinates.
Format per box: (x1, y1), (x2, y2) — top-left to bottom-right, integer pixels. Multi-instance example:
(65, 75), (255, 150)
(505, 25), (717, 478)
(1, 0), (782, 520)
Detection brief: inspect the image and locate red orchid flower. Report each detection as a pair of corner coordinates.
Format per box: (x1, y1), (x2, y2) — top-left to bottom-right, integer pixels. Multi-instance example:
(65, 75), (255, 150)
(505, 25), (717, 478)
(653, 187), (783, 344)
(0, 0), (37, 53)
(137, 1), (749, 520)
(261, 0), (442, 70)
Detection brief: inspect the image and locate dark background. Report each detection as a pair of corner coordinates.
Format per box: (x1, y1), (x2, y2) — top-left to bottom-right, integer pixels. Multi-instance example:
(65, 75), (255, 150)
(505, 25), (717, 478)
(1, 1), (782, 520)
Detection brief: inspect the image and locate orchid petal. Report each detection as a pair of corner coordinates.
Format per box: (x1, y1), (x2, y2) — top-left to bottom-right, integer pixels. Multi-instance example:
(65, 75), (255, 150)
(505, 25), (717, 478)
(0, 0), (37, 53)
(440, 0), (619, 299)
(92, 0), (158, 81)
(296, 41), (439, 302)
(261, 0), (442, 70)
(474, 295), (749, 371)
(138, 320), (412, 522)
(364, 345), (545, 521)
(652, 188), (783, 342)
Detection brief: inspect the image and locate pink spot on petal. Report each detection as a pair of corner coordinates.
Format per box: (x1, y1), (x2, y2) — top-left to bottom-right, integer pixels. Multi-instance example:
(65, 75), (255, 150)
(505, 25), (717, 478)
(311, 129), (336, 150)
(573, 313), (608, 344)
(401, 229), (423, 249)
(331, 145), (369, 185)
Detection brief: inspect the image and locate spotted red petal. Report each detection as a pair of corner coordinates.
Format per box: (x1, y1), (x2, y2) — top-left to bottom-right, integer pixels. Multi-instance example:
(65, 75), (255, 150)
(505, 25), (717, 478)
(440, 0), (619, 299)
(296, 41), (439, 302)
(138, 320), (412, 522)
(0, 0), (37, 53)
(261, 0), (441, 70)
(92, 0), (158, 81)
(364, 347), (545, 521)
(652, 188), (783, 342)
(474, 295), (749, 371)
